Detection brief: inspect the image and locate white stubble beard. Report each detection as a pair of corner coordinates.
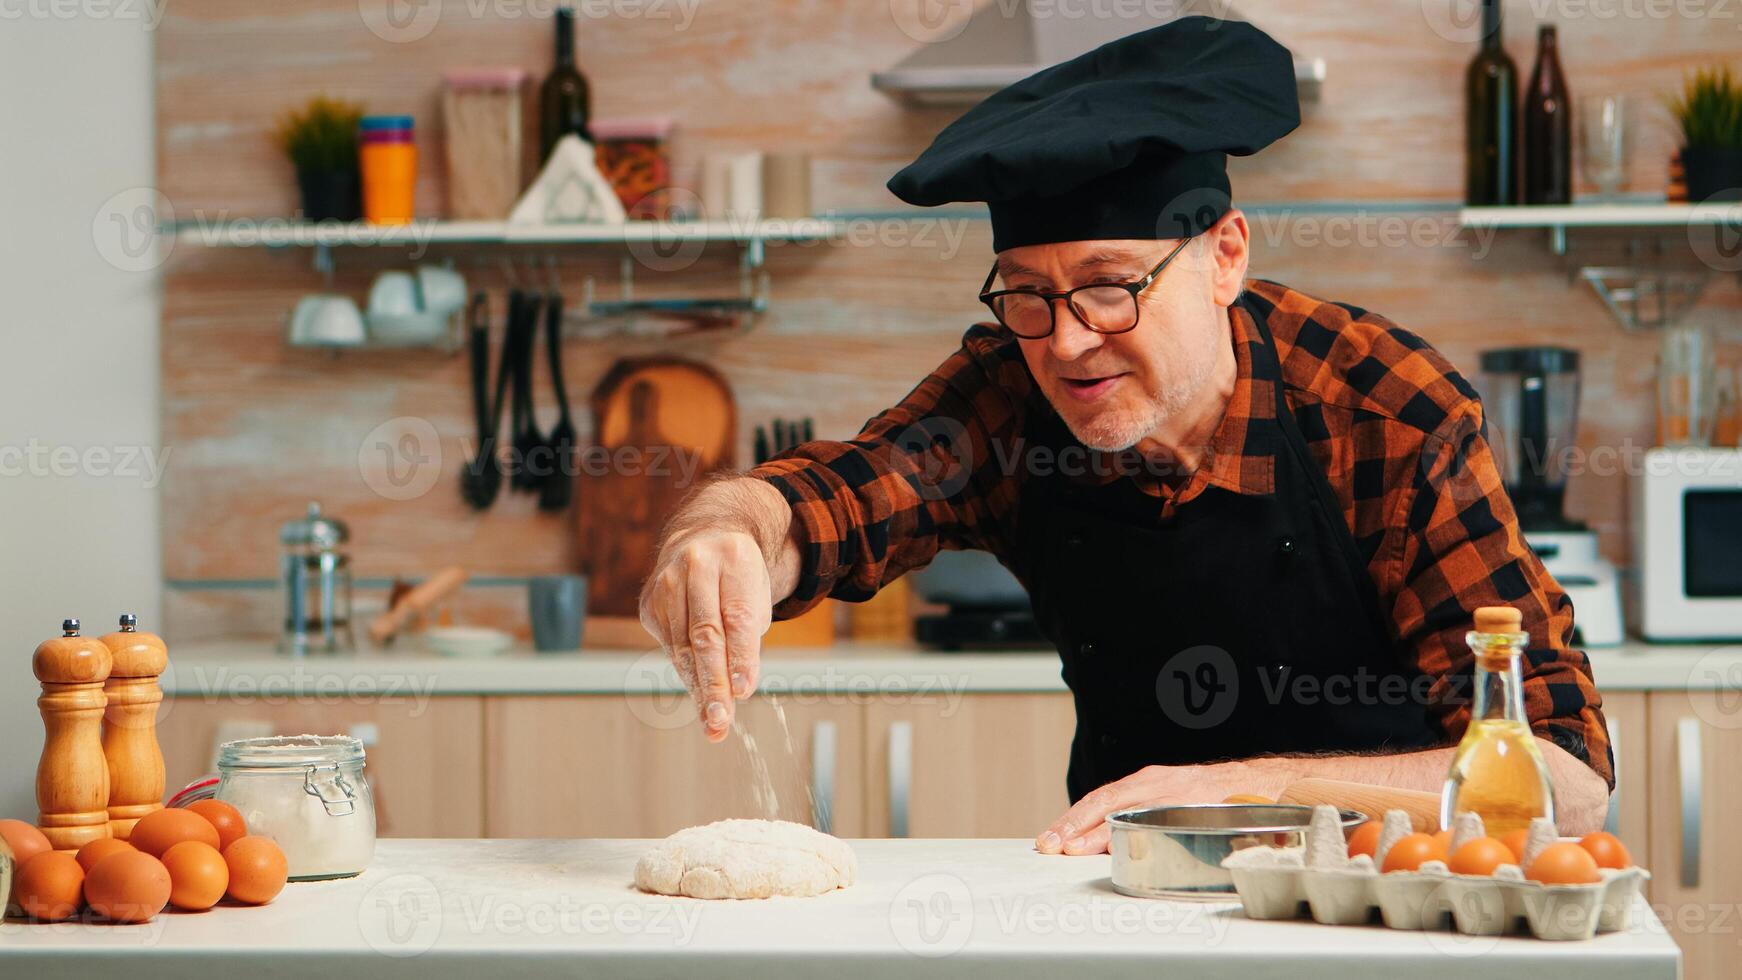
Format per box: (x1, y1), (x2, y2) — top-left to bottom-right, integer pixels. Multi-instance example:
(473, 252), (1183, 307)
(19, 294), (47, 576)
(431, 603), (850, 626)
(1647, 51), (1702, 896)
(1062, 349), (1218, 453)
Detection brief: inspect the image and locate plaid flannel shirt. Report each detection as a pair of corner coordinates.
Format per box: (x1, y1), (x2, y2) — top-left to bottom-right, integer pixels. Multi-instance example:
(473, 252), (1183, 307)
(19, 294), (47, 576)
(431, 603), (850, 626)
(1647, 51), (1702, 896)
(752, 278), (1613, 787)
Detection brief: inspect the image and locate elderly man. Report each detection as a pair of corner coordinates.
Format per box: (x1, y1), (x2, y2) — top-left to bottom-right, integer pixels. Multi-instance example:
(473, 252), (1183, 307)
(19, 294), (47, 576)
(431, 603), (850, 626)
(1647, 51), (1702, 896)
(638, 17), (1611, 851)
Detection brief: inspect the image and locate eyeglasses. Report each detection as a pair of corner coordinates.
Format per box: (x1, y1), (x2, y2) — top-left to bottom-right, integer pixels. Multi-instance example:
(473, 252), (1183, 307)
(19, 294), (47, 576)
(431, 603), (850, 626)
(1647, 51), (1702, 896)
(977, 237), (1195, 339)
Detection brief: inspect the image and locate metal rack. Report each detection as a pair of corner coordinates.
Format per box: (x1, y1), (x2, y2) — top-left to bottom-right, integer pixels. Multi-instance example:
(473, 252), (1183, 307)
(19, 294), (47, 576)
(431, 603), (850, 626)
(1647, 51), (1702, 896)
(172, 218), (843, 346)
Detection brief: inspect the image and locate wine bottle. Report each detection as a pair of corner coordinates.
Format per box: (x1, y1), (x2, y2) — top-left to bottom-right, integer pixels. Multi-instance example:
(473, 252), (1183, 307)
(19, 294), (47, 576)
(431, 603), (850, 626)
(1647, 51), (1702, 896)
(1522, 25), (1572, 205)
(1465, 0), (1518, 205)
(539, 6), (592, 163)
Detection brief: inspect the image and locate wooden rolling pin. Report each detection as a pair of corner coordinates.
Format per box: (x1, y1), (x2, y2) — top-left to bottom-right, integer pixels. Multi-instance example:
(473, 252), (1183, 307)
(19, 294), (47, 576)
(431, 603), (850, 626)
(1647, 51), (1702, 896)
(1226, 778), (1442, 833)
(369, 566), (468, 645)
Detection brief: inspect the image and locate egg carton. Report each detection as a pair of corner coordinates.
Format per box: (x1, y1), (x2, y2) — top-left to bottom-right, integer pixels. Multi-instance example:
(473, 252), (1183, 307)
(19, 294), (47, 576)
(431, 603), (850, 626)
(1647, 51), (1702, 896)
(1221, 807), (1650, 942)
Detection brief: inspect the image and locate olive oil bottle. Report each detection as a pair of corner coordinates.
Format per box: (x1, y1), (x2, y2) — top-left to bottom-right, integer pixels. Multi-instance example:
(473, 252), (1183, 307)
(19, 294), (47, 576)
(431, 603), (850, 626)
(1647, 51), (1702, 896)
(1441, 606), (1555, 834)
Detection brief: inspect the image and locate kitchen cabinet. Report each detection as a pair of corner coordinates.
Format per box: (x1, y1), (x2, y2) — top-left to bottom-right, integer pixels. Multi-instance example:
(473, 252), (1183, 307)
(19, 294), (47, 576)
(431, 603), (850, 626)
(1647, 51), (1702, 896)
(1603, 691), (1649, 849)
(1647, 690), (1742, 980)
(484, 694), (866, 838)
(863, 692), (1077, 838)
(158, 696), (485, 838)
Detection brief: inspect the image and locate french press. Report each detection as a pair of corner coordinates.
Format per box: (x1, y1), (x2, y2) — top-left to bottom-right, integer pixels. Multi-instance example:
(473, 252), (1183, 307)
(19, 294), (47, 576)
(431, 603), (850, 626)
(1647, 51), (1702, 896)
(279, 502), (354, 654)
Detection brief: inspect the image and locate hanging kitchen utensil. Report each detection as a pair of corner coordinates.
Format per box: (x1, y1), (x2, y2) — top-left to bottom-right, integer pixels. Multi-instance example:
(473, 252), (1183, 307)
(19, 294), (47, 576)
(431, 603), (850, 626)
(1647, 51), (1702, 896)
(509, 291), (550, 492)
(460, 293), (504, 509)
(540, 290), (578, 512)
(574, 357), (735, 616)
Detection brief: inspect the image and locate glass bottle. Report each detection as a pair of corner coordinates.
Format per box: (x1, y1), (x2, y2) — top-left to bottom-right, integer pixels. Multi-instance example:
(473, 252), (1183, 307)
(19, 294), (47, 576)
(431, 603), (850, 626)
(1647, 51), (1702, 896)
(1464, 0), (1518, 205)
(539, 5), (592, 163)
(1441, 606), (1555, 834)
(1522, 25), (1572, 205)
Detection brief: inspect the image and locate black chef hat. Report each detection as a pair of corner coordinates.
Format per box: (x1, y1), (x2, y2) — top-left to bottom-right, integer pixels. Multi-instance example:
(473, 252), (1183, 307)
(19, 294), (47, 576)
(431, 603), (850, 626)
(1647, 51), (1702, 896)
(887, 17), (1300, 253)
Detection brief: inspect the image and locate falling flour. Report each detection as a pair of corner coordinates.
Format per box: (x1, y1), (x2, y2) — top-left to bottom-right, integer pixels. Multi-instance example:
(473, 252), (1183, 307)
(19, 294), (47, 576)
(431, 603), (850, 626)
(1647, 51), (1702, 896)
(731, 693), (817, 823)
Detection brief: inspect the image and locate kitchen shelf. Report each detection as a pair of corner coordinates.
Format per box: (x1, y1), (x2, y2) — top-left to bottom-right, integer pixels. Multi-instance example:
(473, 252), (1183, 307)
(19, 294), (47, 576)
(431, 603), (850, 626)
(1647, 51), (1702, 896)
(1459, 201), (1742, 254)
(170, 218), (848, 249)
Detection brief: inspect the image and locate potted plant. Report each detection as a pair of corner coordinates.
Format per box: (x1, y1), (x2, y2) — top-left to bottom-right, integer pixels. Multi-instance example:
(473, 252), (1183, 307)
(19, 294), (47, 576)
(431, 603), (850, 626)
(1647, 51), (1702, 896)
(275, 96), (366, 222)
(1669, 66), (1742, 202)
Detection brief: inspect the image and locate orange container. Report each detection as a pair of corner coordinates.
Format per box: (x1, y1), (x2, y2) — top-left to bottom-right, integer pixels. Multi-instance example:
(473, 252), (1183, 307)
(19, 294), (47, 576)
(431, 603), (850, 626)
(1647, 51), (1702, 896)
(359, 116), (417, 224)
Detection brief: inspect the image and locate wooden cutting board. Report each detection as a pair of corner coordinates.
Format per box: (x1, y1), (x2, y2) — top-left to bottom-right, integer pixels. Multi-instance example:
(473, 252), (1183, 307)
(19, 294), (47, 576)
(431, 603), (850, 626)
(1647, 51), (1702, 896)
(575, 357), (735, 617)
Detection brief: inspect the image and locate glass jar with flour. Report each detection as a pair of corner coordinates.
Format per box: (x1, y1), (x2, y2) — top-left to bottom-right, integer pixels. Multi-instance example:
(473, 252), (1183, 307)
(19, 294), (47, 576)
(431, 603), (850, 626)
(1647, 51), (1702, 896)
(216, 735), (376, 880)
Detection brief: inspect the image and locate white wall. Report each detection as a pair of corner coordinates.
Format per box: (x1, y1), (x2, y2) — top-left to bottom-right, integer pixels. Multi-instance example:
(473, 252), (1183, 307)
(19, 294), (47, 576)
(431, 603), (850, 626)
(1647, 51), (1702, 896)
(0, 12), (160, 819)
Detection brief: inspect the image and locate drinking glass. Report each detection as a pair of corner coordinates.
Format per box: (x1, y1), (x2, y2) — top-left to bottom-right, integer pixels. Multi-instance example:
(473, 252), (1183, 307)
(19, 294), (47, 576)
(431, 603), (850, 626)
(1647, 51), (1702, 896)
(1658, 325), (1717, 447)
(1578, 95), (1627, 201)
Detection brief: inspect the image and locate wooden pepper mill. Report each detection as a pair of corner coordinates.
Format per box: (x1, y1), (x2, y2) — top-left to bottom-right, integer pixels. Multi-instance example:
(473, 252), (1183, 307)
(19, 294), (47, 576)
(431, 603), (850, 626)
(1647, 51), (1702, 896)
(33, 619), (114, 852)
(99, 614), (168, 840)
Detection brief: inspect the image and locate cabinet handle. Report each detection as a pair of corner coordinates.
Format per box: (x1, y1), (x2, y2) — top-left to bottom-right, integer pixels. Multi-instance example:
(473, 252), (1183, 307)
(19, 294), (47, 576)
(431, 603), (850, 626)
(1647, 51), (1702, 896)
(1603, 715), (1621, 835)
(810, 720), (836, 835)
(1678, 716), (1703, 888)
(888, 721), (913, 839)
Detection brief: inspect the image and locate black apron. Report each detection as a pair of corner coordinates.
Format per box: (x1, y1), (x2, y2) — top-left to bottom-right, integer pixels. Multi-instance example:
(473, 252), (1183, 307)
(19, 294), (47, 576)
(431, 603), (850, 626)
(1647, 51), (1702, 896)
(1009, 295), (1445, 803)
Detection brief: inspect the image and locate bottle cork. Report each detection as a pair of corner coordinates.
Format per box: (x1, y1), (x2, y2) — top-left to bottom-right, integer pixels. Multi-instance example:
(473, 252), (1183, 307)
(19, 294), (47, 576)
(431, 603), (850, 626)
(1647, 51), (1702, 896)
(1473, 606), (1523, 634)
(99, 614), (168, 840)
(33, 619), (114, 851)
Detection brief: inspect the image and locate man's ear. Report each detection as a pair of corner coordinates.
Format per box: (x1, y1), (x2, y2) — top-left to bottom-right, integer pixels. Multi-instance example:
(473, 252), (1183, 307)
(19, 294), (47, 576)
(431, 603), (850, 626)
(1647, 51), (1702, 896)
(1206, 209), (1250, 307)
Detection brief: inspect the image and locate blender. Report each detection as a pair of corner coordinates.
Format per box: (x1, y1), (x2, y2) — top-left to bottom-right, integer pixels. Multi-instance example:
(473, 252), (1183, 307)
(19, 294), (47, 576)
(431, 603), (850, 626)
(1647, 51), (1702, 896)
(1477, 347), (1624, 645)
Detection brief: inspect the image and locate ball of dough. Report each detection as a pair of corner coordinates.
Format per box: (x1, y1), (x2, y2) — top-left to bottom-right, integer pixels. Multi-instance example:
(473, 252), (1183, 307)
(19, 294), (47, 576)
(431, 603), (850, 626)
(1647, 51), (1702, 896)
(634, 819), (856, 899)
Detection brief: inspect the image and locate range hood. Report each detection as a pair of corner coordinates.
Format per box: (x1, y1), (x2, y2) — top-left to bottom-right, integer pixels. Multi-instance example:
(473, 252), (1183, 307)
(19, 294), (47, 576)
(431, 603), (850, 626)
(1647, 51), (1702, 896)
(872, 4), (1323, 106)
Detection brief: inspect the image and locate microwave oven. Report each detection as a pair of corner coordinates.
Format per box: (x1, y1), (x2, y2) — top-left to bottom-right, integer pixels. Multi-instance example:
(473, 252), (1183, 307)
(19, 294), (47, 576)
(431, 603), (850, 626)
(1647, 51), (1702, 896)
(1632, 447), (1742, 640)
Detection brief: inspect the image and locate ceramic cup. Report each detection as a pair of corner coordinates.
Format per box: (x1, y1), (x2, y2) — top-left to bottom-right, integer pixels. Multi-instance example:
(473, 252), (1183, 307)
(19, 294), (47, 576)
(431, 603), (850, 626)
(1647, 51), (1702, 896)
(367, 270), (420, 317)
(289, 294), (366, 346)
(416, 264), (468, 317)
(529, 575), (587, 652)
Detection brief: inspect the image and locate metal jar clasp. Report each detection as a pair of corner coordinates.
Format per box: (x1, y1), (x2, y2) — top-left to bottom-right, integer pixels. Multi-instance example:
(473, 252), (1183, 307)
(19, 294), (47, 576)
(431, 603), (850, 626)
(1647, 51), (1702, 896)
(302, 764), (358, 816)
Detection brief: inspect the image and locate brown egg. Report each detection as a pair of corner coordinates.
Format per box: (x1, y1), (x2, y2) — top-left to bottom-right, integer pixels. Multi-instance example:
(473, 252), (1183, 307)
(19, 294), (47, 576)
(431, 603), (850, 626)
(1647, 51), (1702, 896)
(1578, 831), (1633, 870)
(1448, 836), (1516, 877)
(85, 850), (172, 923)
(2, 819), (54, 910)
(223, 836), (288, 905)
(76, 837), (136, 873)
(1526, 842), (1602, 885)
(162, 840), (229, 911)
(0, 819), (52, 869)
(1346, 821), (1381, 860)
(16, 851), (85, 921)
(1381, 832), (1448, 873)
(187, 800), (248, 852)
(129, 808), (220, 858)
(1498, 828), (1530, 865)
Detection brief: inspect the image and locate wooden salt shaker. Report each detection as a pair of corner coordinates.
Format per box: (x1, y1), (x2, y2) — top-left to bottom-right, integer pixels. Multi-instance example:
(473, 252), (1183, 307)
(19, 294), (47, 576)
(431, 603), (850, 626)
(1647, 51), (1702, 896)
(99, 614), (168, 840)
(33, 619), (114, 851)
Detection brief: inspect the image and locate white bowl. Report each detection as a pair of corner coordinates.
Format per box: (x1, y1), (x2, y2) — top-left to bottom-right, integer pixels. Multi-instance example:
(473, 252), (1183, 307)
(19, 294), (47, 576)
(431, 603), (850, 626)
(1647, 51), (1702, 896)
(424, 626), (513, 658)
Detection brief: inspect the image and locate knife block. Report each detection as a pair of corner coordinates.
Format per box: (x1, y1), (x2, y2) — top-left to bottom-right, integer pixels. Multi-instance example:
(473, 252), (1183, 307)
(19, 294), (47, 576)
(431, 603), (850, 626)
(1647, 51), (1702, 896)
(33, 620), (114, 851)
(99, 615), (168, 840)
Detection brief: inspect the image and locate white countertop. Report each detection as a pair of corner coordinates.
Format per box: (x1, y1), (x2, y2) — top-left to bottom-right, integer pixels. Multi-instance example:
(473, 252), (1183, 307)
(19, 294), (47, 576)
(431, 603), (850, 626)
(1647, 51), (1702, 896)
(160, 639), (1742, 697)
(0, 839), (1680, 979)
